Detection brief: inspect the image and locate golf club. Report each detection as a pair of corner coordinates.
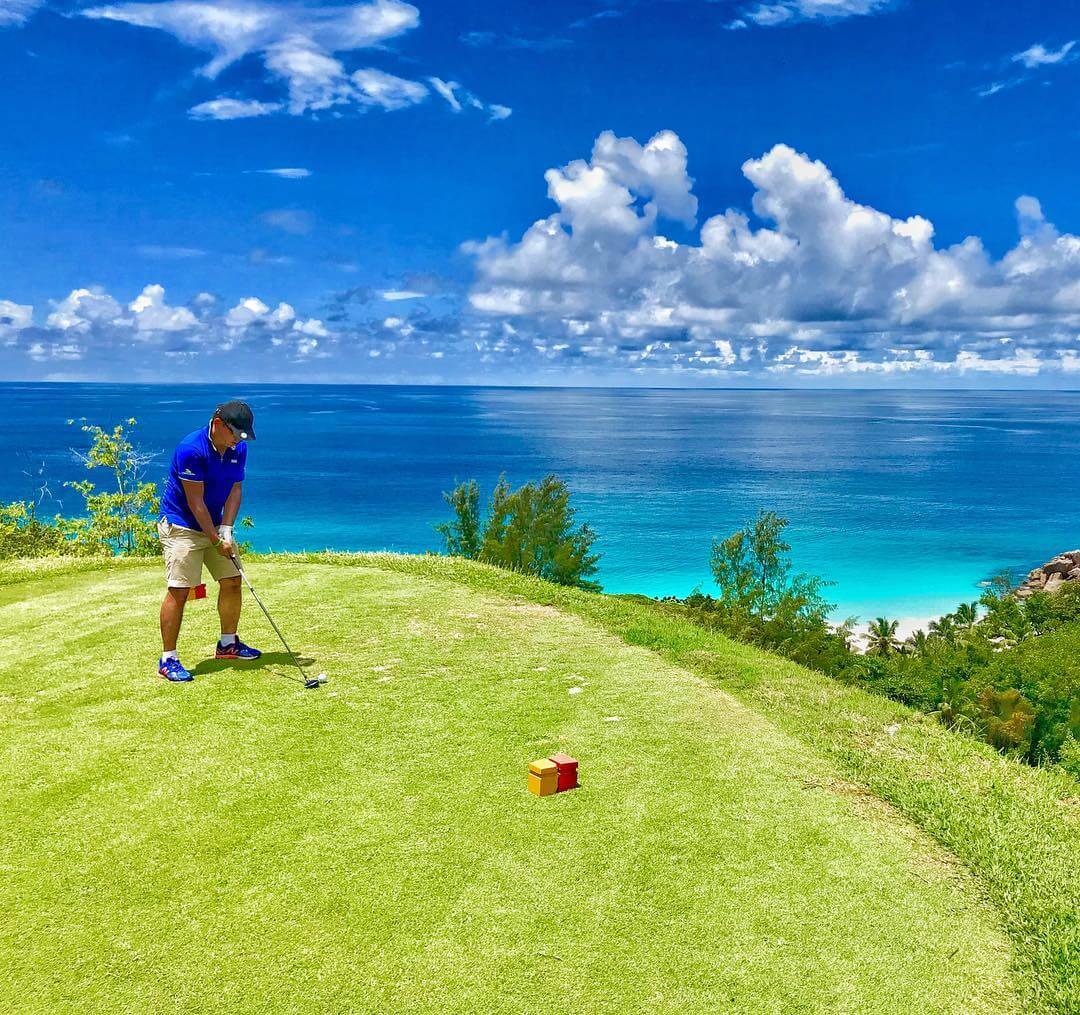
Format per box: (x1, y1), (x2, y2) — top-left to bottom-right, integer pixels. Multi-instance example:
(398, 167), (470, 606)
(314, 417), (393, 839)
(229, 554), (326, 689)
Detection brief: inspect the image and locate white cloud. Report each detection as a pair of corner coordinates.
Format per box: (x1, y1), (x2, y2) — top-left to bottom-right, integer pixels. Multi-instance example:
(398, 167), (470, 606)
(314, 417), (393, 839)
(255, 168), (311, 179)
(0, 299), (32, 344)
(225, 296), (294, 328)
(189, 97), (282, 120)
(1012, 40), (1076, 69)
(465, 130), (1080, 378)
(260, 208), (314, 235)
(742, 0), (892, 28)
(976, 80), (1015, 99)
(428, 75), (510, 121)
(129, 284), (199, 333)
(46, 288), (125, 332)
(81, 0), (484, 119)
(293, 318), (328, 337)
(352, 68), (428, 110)
(429, 77), (462, 112)
(381, 290), (425, 301)
(0, 0), (42, 26)
(83, 0), (419, 76)
(6, 284), (347, 368)
(138, 244), (207, 258)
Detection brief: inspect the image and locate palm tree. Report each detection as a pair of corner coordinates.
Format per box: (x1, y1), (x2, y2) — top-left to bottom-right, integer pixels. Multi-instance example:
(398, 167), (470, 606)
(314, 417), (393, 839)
(835, 615), (859, 652)
(929, 614), (958, 645)
(954, 601), (978, 630)
(905, 628), (930, 656)
(866, 617), (900, 656)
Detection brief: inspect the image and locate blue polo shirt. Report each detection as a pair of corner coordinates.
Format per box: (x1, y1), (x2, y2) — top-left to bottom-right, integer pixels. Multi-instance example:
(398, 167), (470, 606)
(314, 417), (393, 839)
(160, 427), (247, 530)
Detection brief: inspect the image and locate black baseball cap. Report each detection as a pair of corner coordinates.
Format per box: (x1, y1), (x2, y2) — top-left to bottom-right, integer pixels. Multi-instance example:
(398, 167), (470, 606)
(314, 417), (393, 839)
(215, 400), (256, 440)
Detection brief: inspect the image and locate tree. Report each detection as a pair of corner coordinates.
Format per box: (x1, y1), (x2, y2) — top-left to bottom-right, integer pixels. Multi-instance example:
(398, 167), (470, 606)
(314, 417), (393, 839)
(928, 614), (959, 645)
(866, 617), (900, 656)
(66, 418), (160, 555)
(437, 474), (601, 590)
(708, 528), (757, 626)
(905, 628), (930, 656)
(954, 601), (979, 630)
(434, 479), (481, 559)
(709, 510), (834, 648)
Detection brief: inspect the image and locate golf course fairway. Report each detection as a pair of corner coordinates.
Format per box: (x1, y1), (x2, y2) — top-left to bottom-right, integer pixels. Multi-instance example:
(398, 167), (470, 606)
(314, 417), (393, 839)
(1, 558), (1021, 1013)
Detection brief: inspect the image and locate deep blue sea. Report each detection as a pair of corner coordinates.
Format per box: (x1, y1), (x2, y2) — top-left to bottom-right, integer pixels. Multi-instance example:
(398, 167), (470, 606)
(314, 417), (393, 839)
(3, 383), (1078, 622)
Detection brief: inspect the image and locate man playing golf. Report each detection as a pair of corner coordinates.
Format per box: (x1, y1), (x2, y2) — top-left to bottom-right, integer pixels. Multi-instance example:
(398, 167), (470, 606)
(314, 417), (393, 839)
(156, 400), (262, 682)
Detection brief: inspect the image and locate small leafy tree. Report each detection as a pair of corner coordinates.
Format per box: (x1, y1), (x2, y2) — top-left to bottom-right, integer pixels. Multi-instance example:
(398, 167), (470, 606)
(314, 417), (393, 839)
(710, 511), (829, 624)
(66, 419), (161, 555)
(437, 474), (601, 590)
(434, 479), (481, 559)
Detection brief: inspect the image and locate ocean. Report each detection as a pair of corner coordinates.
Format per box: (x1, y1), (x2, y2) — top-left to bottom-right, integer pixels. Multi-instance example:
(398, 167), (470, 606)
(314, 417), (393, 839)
(3, 383), (1077, 623)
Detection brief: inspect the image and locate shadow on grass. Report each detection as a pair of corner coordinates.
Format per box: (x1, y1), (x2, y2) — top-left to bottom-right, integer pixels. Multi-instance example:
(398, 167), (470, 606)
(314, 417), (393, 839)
(190, 652), (317, 684)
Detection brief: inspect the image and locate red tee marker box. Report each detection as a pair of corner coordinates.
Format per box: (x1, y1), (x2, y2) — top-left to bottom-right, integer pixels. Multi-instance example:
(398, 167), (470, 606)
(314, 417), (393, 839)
(548, 753), (579, 792)
(187, 583), (207, 602)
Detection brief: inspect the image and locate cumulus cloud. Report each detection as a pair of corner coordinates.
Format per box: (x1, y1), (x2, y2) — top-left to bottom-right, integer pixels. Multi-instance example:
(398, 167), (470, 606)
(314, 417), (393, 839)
(46, 288), (126, 332)
(2, 284), (331, 368)
(129, 284), (199, 332)
(464, 129), (1080, 378)
(224, 296), (294, 328)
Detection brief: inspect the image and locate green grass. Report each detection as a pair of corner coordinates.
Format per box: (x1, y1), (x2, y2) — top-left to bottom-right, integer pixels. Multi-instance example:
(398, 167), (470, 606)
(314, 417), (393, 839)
(1, 555), (1071, 1012)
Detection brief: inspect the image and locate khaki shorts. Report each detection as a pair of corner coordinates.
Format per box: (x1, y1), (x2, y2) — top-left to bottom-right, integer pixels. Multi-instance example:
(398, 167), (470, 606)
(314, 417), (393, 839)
(158, 518), (241, 588)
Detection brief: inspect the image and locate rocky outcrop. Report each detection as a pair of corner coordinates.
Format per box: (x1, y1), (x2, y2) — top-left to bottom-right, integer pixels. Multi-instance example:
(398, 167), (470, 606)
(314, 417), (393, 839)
(1015, 550), (1080, 598)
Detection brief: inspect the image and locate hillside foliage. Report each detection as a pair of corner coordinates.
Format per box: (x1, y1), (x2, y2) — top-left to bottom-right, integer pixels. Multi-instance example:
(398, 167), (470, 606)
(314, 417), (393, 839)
(679, 511), (1080, 776)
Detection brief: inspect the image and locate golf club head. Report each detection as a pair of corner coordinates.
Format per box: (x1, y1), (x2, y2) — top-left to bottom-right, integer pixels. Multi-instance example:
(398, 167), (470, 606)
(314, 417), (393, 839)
(304, 673), (327, 689)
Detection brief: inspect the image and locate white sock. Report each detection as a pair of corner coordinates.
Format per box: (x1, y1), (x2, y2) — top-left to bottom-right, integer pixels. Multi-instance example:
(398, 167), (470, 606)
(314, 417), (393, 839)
(219, 633), (237, 646)
(161, 649), (179, 661)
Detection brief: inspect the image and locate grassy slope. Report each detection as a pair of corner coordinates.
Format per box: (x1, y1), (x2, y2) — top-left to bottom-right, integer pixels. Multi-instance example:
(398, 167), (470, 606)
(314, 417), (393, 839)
(0, 559), (1018, 1015)
(323, 552), (1080, 1015)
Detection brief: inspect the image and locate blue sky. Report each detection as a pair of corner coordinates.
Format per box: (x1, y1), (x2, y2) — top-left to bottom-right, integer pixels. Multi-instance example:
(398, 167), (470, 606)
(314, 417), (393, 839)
(1, 0), (1078, 384)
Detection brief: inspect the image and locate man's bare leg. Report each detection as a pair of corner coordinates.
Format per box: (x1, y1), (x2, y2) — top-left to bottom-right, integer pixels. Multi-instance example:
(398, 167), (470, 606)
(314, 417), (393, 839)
(217, 575), (242, 638)
(160, 587), (189, 652)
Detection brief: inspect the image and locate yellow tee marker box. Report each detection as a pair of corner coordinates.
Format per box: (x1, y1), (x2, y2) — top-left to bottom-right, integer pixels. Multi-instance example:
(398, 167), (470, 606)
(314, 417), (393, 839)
(527, 758), (559, 797)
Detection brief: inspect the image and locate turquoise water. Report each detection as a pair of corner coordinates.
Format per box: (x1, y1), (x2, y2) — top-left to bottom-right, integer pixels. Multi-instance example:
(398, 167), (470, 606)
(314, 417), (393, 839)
(4, 383), (1078, 623)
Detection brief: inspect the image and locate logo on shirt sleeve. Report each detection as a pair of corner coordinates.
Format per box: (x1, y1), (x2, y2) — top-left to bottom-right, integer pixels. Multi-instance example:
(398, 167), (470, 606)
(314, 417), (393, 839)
(182, 468), (196, 476)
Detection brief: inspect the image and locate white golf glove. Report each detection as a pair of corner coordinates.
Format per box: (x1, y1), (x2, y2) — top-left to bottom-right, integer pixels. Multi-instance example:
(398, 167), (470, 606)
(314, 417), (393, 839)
(217, 524), (234, 547)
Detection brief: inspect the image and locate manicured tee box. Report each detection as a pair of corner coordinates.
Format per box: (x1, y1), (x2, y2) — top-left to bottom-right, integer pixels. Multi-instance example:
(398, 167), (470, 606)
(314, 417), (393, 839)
(527, 759), (558, 797)
(548, 753), (579, 792)
(186, 583), (207, 602)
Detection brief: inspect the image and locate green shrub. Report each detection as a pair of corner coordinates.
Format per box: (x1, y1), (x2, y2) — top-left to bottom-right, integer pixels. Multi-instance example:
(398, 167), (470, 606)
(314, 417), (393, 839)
(1, 418), (162, 559)
(0, 500), (97, 560)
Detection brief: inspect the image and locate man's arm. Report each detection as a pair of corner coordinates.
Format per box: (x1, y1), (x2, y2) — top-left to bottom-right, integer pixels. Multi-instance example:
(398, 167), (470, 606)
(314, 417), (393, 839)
(221, 482), (242, 526)
(181, 480), (231, 556)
